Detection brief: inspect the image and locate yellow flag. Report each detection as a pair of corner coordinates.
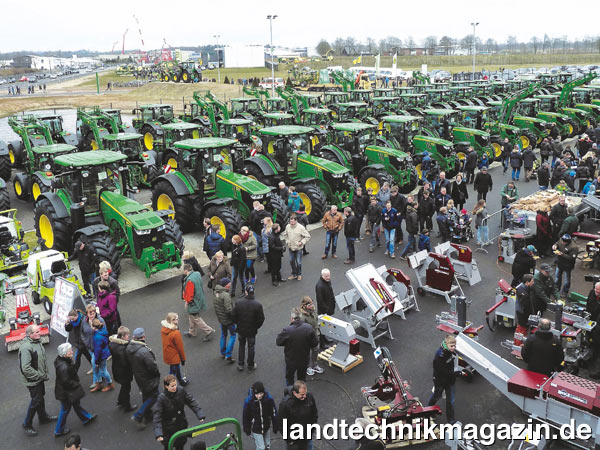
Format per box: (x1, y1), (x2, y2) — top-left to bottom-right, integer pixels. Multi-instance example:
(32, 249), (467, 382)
(353, 55), (362, 65)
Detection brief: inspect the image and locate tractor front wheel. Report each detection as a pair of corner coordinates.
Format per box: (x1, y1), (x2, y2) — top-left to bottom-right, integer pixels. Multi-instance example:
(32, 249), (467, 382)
(491, 141), (502, 160)
(142, 125), (158, 152)
(34, 197), (71, 251)
(163, 74), (170, 82)
(397, 169), (419, 194)
(31, 175), (49, 201)
(182, 71), (191, 83)
(152, 180), (195, 232)
(144, 164), (162, 185)
(204, 205), (242, 250)
(268, 194), (290, 228)
(0, 155), (11, 182)
(163, 217), (185, 255)
(295, 183), (327, 224)
(172, 73), (180, 83)
(359, 168), (393, 195)
(86, 232), (121, 277)
(42, 296), (52, 315)
(13, 175), (29, 201)
(0, 185), (10, 211)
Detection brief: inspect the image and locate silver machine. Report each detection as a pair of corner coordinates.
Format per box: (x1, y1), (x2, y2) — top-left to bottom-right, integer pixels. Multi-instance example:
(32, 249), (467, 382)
(335, 263), (418, 348)
(498, 228), (533, 264)
(455, 333), (600, 449)
(434, 242), (482, 286)
(317, 315), (359, 370)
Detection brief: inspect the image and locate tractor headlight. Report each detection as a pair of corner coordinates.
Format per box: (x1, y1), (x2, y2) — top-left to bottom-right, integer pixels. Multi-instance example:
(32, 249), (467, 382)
(135, 229), (152, 235)
(331, 173), (344, 178)
(44, 164), (51, 170)
(157, 224), (166, 232)
(250, 194), (264, 200)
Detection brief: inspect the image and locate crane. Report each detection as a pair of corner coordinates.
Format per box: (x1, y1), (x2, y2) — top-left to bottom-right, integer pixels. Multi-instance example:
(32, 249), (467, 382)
(121, 29), (129, 55)
(111, 41), (119, 54)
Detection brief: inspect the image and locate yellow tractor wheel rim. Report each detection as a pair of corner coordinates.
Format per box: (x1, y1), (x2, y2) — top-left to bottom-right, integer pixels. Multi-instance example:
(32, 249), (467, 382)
(457, 152), (466, 161)
(32, 182), (41, 200)
(210, 216), (226, 238)
(492, 143), (502, 158)
(157, 194), (175, 219)
(537, 136), (542, 145)
(567, 124), (574, 135)
(9, 150), (15, 164)
(39, 214), (54, 248)
(298, 192), (312, 216)
(415, 163), (423, 179)
(14, 180), (22, 196)
(90, 139), (99, 150)
(520, 135), (530, 149)
(183, 73), (189, 81)
(365, 177), (381, 194)
(167, 157), (178, 169)
(164, 75), (169, 82)
(144, 132), (154, 150)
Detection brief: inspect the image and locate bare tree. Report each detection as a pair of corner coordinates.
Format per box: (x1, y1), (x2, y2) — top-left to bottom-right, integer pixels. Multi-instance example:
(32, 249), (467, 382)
(345, 36), (358, 55)
(530, 37), (539, 54)
(542, 34), (550, 54)
(423, 35), (438, 53)
(316, 39), (331, 56)
(485, 38), (497, 53)
(506, 35), (518, 53)
(460, 35), (475, 54)
(439, 35), (453, 55)
(332, 38), (345, 55)
(406, 36), (415, 52)
(366, 37), (377, 54)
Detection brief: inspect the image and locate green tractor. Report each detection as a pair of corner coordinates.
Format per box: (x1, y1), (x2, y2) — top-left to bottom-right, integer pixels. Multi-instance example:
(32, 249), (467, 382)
(534, 94), (592, 135)
(5, 114), (62, 172)
(244, 126), (352, 222)
(517, 98), (577, 139)
(157, 122), (203, 169)
(261, 112), (295, 127)
(34, 151), (183, 278)
(32, 113), (80, 148)
(161, 61), (202, 83)
(299, 108), (334, 150)
(132, 104), (179, 152)
(76, 107), (135, 150)
(13, 143), (78, 201)
(151, 138), (289, 240)
(230, 98), (262, 121)
(318, 122), (418, 194)
(101, 133), (161, 187)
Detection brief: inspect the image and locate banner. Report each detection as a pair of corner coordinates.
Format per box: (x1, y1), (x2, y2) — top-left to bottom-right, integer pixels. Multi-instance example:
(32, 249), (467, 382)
(392, 53), (397, 78)
(352, 55), (362, 65)
(50, 278), (87, 338)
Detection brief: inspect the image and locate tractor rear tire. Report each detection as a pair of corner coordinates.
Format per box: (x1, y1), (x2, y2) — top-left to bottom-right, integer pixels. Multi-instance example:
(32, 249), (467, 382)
(13, 175), (30, 201)
(163, 217), (185, 255)
(359, 168), (393, 195)
(142, 125), (158, 152)
(0, 155), (11, 182)
(295, 183), (326, 224)
(172, 73), (180, 83)
(86, 232), (121, 278)
(397, 169), (418, 194)
(31, 175), (49, 201)
(34, 197), (71, 251)
(163, 74), (170, 82)
(182, 71), (191, 83)
(152, 180), (195, 232)
(268, 194), (290, 228)
(145, 164), (162, 185)
(204, 205), (242, 250)
(84, 131), (99, 151)
(0, 186), (10, 211)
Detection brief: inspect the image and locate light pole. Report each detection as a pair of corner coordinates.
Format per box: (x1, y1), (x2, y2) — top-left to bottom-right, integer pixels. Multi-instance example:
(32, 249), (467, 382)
(213, 34), (221, 83)
(471, 22), (479, 80)
(267, 14), (278, 97)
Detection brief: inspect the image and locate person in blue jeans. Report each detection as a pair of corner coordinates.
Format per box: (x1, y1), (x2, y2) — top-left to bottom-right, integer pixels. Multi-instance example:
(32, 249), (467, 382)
(53, 343), (96, 437)
(510, 146), (523, 181)
(321, 205), (344, 259)
(399, 202), (419, 260)
(381, 201), (399, 258)
(427, 335), (457, 424)
(213, 278), (237, 363)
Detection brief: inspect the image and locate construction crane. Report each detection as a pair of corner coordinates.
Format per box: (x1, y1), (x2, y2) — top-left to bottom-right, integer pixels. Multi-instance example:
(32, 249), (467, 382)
(121, 29), (129, 55)
(111, 41), (119, 54)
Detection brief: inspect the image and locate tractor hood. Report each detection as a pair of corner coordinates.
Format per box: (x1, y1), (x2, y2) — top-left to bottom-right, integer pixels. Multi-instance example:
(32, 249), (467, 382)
(215, 170), (271, 195)
(366, 145), (411, 159)
(513, 115), (547, 125)
(413, 135), (455, 147)
(298, 154), (349, 175)
(100, 190), (164, 231)
(452, 126), (490, 137)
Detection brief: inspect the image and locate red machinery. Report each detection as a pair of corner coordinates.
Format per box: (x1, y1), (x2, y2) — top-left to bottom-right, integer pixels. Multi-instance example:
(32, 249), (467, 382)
(408, 250), (463, 303)
(6, 289), (50, 352)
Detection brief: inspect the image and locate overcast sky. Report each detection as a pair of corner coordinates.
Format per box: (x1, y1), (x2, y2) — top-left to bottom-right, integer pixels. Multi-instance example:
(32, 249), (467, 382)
(2, 0), (599, 53)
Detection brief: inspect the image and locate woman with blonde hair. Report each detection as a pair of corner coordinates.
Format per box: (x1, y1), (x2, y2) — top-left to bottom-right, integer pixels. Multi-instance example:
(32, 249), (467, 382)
(240, 225), (257, 284)
(261, 217), (273, 274)
(299, 297), (324, 376)
(472, 199), (489, 246)
(208, 250), (231, 292)
(161, 312), (189, 386)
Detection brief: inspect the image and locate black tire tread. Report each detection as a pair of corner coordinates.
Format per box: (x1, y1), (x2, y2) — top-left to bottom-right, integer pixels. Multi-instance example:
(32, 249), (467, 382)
(268, 194), (290, 228)
(152, 180), (195, 232)
(0, 186), (10, 211)
(141, 125), (158, 152)
(34, 197), (71, 251)
(0, 155), (11, 182)
(86, 232), (121, 277)
(204, 205), (242, 251)
(296, 183), (326, 223)
(359, 168), (394, 194)
(163, 217), (185, 255)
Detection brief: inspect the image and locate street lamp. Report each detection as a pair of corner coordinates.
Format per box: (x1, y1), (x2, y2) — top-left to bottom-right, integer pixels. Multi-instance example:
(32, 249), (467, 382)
(471, 22), (479, 80)
(213, 34), (221, 83)
(267, 14), (278, 97)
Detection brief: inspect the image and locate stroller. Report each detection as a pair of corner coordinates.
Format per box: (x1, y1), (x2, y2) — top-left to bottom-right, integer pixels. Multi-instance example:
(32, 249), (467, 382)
(449, 210), (474, 244)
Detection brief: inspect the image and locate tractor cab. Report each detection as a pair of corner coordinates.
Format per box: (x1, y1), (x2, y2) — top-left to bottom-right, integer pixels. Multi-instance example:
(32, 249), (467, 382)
(336, 102), (371, 122)
(394, 86), (414, 96)
(534, 94), (560, 112)
(134, 104), (175, 124)
(102, 133), (144, 159)
(100, 133), (159, 186)
(265, 97), (289, 113)
(159, 123), (203, 168)
(370, 97), (400, 119)
(258, 126), (316, 174)
(301, 108), (334, 129)
(296, 93), (322, 111)
(426, 89), (452, 106)
(219, 119), (253, 144)
(261, 113), (294, 127)
(572, 87), (592, 104)
(412, 84), (433, 94)
(230, 98), (261, 120)
(421, 109), (460, 140)
(36, 114), (65, 137)
(323, 91), (350, 108)
(397, 94), (428, 114)
(31, 144), (78, 173)
(349, 90), (373, 103)
(491, 81), (509, 97)
(373, 88), (395, 98)
(379, 115), (423, 151)
(517, 98), (541, 117)
(456, 106), (490, 130)
(448, 87), (474, 105)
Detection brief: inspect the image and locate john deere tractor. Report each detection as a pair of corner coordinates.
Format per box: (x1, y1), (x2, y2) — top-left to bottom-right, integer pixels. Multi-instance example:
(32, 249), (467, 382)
(517, 98), (576, 139)
(101, 133), (161, 187)
(76, 107), (135, 150)
(151, 138), (289, 241)
(34, 151), (183, 277)
(32, 113), (79, 148)
(157, 122), (203, 169)
(5, 114), (60, 172)
(132, 104), (179, 151)
(244, 126), (353, 222)
(318, 121), (418, 193)
(161, 61), (202, 83)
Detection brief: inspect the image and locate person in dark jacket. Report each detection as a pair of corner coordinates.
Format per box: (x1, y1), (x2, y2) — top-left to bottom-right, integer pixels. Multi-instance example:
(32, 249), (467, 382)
(511, 245), (537, 287)
(343, 207), (360, 264)
(550, 162), (566, 188)
(501, 137), (512, 173)
(315, 269), (335, 316)
(558, 208), (579, 237)
(109, 326), (136, 411)
(418, 229), (431, 252)
(127, 328), (161, 428)
(473, 167), (492, 201)
(68, 240), (97, 296)
(514, 274), (535, 346)
(464, 147), (478, 184)
(250, 202), (270, 261)
(586, 283), (600, 378)
(243, 381), (278, 450)
(268, 223), (286, 286)
(276, 309), (318, 387)
(389, 187), (406, 244)
(381, 201), (399, 258)
(427, 335), (457, 424)
(434, 187), (451, 213)
(399, 202), (419, 259)
(183, 250), (204, 276)
(550, 196), (568, 240)
(65, 310), (92, 372)
(53, 343), (96, 438)
(521, 319), (564, 376)
(450, 174), (468, 210)
(230, 235), (247, 297)
(203, 225), (225, 261)
(352, 187), (366, 235)
(213, 278), (236, 363)
(153, 375), (205, 450)
(540, 138), (551, 164)
(278, 381), (318, 450)
(552, 234), (578, 297)
(92, 262), (120, 300)
(536, 208), (553, 256)
(366, 196), (381, 251)
(82, 304), (105, 390)
(509, 147), (523, 181)
(433, 172), (451, 196)
(296, 204), (310, 255)
(97, 281), (119, 336)
(436, 207), (451, 242)
(233, 284), (265, 371)
(91, 319), (114, 392)
(522, 146), (536, 181)
(551, 137), (563, 168)
(532, 264), (560, 313)
(537, 162), (550, 190)
(417, 190), (435, 232)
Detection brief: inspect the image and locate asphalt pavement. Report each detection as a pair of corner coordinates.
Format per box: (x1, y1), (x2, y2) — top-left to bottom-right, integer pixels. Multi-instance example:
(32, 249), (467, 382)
(1, 160), (595, 450)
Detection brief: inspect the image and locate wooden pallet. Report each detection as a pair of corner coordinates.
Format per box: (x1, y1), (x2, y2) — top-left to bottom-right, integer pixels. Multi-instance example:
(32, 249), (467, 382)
(317, 345), (363, 373)
(362, 406), (440, 448)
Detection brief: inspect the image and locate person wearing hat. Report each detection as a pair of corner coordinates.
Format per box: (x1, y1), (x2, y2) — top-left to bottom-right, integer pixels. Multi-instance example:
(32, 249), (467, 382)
(511, 245), (537, 287)
(473, 166), (492, 201)
(521, 318), (564, 376)
(532, 263), (560, 313)
(127, 327), (161, 429)
(242, 381), (278, 450)
(232, 284), (265, 372)
(213, 277), (237, 364)
(68, 240), (97, 296)
(552, 234), (578, 297)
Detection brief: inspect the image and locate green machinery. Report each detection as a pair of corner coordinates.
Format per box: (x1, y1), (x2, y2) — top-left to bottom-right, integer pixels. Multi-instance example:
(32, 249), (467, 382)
(180, 91), (223, 135)
(518, 98), (576, 139)
(168, 418), (242, 450)
(101, 133), (161, 186)
(534, 94), (592, 135)
(556, 72), (599, 128)
(34, 150), (183, 278)
(76, 107), (135, 150)
(151, 137), (289, 239)
(132, 104), (179, 151)
(300, 107), (334, 150)
(0, 209), (33, 273)
(244, 126), (352, 222)
(157, 122), (203, 169)
(370, 96), (401, 120)
(330, 70), (356, 92)
(161, 61), (202, 83)
(31, 113), (80, 148)
(230, 98), (262, 121)
(318, 122), (418, 194)
(349, 89), (373, 103)
(13, 143), (78, 201)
